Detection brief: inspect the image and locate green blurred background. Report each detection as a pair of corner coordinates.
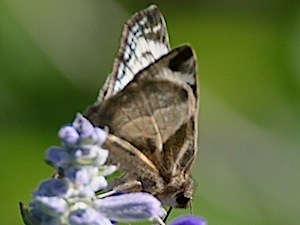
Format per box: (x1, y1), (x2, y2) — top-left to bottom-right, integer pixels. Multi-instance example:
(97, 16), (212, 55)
(1, 0), (299, 224)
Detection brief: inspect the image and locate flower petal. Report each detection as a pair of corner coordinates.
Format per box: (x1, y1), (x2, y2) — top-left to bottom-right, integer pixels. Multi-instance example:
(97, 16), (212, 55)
(34, 179), (71, 197)
(33, 196), (67, 216)
(45, 147), (70, 168)
(169, 215), (207, 225)
(68, 204), (112, 225)
(59, 125), (79, 146)
(94, 193), (165, 222)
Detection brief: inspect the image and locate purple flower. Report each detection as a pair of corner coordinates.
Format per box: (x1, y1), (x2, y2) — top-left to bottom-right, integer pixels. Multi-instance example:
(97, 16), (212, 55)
(65, 167), (92, 186)
(72, 113), (107, 146)
(33, 179), (71, 197)
(45, 146), (70, 168)
(59, 125), (80, 147)
(94, 192), (166, 222)
(64, 166), (108, 191)
(20, 113), (167, 225)
(71, 186), (95, 199)
(89, 175), (108, 191)
(169, 215), (207, 225)
(68, 205), (112, 225)
(59, 114), (108, 148)
(72, 146), (109, 166)
(31, 196), (67, 216)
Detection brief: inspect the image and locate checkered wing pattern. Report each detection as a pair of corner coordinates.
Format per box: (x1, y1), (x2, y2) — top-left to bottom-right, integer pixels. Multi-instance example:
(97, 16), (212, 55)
(98, 5), (171, 102)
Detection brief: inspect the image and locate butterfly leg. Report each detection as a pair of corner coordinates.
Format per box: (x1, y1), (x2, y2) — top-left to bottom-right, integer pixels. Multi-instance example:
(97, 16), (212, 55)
(113, 179), (143, 193)
(154, 216), (166, 225)
(163, 207), (173, 222)
(97, 180), (142, 199)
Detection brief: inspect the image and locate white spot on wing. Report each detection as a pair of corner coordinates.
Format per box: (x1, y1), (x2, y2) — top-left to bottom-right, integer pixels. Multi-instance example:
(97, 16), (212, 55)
(108, 5), (171, 95)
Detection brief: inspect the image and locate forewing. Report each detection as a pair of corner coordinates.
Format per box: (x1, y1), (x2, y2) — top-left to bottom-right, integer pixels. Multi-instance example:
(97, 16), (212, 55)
(96, 5), (170, 106)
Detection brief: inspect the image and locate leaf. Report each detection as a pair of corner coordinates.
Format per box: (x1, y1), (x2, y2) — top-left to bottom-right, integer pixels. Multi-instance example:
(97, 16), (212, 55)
(19, 202), (39, 225)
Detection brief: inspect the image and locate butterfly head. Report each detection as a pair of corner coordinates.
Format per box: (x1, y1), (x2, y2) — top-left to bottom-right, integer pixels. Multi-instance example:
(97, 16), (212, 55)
(158, 176), (194, 208)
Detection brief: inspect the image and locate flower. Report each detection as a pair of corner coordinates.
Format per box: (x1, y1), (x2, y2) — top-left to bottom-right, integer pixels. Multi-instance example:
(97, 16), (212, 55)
(20, 113), (166, 225)
(94, 192), (166, 222)
(169, 215), (207, 225)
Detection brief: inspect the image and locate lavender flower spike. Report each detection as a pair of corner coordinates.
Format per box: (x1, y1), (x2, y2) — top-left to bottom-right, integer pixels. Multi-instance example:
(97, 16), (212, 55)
(20, 113), (167, 225)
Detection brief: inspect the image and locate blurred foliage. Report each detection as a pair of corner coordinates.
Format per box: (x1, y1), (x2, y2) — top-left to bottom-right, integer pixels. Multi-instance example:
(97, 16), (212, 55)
(0, 0), (299, 225)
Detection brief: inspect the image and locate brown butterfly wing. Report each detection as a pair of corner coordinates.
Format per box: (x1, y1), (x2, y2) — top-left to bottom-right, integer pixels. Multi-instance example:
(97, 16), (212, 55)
(85, 45), (198, 204)
(84, 5), (198, 208)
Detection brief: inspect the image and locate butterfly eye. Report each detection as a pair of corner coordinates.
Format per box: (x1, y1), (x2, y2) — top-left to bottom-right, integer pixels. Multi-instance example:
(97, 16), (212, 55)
(176, 193), (191, 208)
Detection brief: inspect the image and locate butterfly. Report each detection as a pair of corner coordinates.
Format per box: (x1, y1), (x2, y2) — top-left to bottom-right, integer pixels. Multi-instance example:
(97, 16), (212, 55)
(84, 5), (198, 209)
